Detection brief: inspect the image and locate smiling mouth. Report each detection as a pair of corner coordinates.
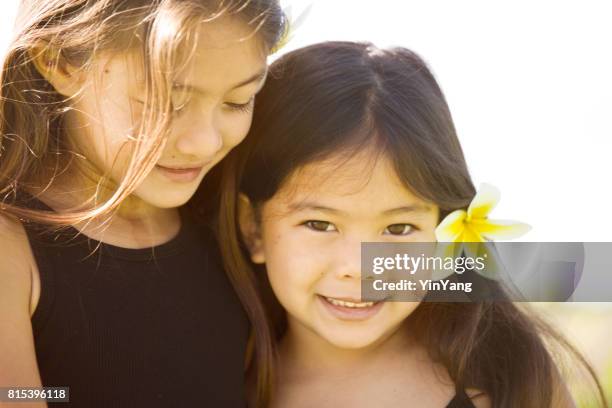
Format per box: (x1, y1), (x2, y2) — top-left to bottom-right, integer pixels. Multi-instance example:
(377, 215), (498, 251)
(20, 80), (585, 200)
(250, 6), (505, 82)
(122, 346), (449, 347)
(323, 296), (377, 308)
(318, 294), (384, 321)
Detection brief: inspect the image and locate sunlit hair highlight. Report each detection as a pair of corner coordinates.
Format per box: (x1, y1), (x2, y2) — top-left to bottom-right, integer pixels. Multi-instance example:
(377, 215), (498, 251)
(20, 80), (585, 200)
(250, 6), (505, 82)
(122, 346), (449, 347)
(0, 0), (287, 225)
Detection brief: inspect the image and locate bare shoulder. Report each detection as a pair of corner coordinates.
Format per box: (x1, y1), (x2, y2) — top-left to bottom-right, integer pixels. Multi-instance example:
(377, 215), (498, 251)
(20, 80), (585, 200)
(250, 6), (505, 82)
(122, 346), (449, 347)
(0, 212), (39, 316)
(0, 213), (44, 390)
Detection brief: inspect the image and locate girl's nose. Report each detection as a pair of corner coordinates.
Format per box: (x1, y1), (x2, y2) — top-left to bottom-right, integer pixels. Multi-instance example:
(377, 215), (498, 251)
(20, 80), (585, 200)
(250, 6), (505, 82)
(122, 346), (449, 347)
(175, 115), (223, 158)
(332, 239), (363, 280)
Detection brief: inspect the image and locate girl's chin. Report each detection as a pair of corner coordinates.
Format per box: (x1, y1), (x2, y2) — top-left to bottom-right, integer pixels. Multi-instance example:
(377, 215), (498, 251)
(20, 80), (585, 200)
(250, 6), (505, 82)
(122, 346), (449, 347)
(132, 181), (200, 209)
(320, 330), (386, 350)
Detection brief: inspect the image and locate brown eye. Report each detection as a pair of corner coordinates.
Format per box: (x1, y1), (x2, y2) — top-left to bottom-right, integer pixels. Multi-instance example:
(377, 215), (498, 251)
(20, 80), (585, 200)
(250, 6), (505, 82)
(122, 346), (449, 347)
(384, 224), (415, 236)
(304, 220), (337, 232)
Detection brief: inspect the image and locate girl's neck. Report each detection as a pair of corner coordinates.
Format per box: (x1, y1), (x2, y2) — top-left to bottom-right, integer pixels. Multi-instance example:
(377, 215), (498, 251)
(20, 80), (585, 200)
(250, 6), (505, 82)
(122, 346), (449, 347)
(278, 317), (414, 382)
(271, 318), (460, 408)
(29, 174), (182, 249)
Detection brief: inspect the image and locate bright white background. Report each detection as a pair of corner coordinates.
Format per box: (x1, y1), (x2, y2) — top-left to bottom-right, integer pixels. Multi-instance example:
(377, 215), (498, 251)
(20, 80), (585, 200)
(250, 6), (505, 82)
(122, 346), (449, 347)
(2, 0), (611, 241)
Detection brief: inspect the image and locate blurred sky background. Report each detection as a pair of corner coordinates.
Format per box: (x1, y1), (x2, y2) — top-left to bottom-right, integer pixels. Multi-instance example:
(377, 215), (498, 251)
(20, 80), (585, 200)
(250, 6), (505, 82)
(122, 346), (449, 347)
(1, 1), (611, 404)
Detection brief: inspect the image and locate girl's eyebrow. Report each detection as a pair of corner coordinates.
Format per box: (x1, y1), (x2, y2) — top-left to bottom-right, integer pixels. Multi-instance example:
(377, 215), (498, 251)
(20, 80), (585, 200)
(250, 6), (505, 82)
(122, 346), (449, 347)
(230, 69), (267, 90)
(173, 69), (268, 95)
(382, 205), (432, 215)
(288, 201), (432, 215)
(288, 202), (340, 214)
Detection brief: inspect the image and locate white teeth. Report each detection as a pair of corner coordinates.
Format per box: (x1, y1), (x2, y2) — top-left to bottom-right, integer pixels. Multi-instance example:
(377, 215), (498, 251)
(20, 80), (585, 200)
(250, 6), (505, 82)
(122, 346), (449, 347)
(325, 297), (375, 308)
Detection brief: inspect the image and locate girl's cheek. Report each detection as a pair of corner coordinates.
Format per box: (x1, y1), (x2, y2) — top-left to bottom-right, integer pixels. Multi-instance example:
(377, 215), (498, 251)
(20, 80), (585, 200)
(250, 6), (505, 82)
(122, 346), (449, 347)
(269, 249), (322, 295)
(267, 265), (307, 312)
(223, 113), (253, 148)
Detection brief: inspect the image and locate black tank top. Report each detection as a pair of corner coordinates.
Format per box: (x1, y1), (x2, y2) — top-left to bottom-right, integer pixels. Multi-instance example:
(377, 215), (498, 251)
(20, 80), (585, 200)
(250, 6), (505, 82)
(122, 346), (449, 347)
(22, 199), (249, 407)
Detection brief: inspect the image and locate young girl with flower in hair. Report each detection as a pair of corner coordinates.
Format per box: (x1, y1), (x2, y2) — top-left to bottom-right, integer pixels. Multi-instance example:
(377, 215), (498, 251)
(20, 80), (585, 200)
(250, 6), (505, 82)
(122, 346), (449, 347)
(217, 42), (608, 407)
(0, 1), (286, 407)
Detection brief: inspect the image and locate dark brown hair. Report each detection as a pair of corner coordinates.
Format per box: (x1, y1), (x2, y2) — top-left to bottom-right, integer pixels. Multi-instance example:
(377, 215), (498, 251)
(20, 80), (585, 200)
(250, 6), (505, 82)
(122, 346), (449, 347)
(214, 41), (607, 407)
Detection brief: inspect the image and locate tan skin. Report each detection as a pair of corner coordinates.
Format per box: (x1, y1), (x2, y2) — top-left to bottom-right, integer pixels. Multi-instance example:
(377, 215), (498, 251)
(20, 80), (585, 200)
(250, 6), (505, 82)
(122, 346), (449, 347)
(0, 17), (267, 407)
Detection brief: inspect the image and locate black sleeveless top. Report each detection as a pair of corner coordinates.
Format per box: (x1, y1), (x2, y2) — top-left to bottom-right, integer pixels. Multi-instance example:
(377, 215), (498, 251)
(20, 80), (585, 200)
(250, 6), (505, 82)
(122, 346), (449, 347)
(23, 200), (249, 407)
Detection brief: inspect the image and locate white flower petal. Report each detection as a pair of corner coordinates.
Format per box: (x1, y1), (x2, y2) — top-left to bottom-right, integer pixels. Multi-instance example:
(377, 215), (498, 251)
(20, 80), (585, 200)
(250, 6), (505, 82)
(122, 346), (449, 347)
(467, 183), (500, 220)
(435, 210), (467, 242)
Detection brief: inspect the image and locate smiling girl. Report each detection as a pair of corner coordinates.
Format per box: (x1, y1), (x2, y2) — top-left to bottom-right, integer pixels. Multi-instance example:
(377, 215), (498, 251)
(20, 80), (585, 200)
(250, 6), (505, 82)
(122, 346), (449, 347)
(217, 42), (608, 407)
(0, 1), (285, 407)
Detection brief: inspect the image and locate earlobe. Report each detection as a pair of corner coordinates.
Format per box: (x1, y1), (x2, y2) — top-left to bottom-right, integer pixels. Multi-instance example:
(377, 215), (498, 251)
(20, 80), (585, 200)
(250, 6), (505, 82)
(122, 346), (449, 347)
(237, 194), (266, 264)
(29, 43), (84, 97)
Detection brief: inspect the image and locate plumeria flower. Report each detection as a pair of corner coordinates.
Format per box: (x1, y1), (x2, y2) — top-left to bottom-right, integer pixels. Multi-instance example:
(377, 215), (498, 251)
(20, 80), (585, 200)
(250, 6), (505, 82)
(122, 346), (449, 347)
(433, 183), (531, 279)
(435, 183), (531, 243)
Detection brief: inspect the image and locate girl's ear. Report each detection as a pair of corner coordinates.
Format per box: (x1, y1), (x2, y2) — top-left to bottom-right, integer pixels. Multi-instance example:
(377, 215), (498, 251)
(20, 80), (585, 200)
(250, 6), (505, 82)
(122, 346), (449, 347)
(29, 43), (85, 97)
(238, 194), (265, 264)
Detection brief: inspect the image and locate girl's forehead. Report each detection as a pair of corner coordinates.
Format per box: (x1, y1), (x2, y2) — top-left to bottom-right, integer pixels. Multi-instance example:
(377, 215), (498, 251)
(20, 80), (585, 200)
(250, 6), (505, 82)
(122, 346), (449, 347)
(272, 152), (430, 210)
(192, 15), (265, 51)
(92, 17), (267, 92)
(171, 20), (267, 93)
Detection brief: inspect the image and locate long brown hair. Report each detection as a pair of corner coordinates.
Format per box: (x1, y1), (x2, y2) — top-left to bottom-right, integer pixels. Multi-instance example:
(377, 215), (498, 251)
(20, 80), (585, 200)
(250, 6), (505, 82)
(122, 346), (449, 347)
(0, 0), (286, 224)
(216, 41), (608, 407)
